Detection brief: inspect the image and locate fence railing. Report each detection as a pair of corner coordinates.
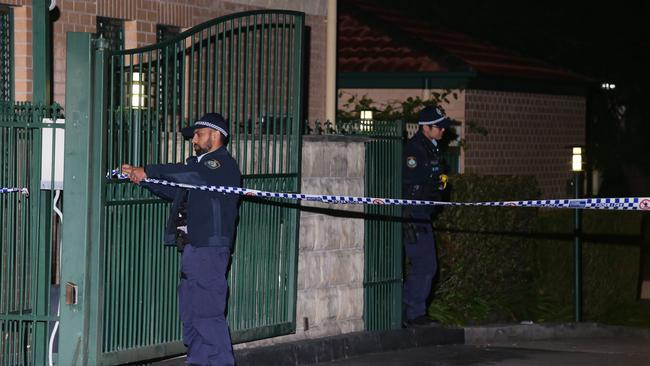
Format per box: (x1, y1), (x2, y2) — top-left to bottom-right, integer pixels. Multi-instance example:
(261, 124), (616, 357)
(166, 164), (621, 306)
(0, 101), (64, 366)
(303, 119), (460, 174)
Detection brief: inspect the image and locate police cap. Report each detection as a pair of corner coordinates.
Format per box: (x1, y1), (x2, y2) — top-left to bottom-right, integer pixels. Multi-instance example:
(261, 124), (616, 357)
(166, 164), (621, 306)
(182, 113), (230, 139)
(417, 105), (450, 129)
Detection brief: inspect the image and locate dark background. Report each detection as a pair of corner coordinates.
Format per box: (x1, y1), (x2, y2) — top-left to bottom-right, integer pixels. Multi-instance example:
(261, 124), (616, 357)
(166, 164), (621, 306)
(372, 0), (650, 196)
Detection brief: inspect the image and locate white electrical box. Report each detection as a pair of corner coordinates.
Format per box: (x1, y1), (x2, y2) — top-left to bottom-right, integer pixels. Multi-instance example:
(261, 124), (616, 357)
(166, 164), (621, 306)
(41, 118), (65, 190)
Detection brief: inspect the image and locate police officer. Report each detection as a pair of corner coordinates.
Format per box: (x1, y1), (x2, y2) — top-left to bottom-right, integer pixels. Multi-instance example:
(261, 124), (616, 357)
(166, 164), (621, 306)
(122, 113), (240, 366)
(402, 105), (450, 327)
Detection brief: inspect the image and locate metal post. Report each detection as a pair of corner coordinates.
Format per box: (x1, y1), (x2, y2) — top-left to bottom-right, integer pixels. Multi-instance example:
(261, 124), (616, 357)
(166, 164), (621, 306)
(31, 12), (53, 359)
(574, 170), (582, 322)
(32, 0), (52, 105)
(59, 32), (106, 366)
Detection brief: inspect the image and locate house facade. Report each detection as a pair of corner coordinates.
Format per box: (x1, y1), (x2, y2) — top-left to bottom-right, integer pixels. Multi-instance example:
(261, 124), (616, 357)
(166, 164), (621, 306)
(4, 0), (329, 120)
(338, 0), (589, 198)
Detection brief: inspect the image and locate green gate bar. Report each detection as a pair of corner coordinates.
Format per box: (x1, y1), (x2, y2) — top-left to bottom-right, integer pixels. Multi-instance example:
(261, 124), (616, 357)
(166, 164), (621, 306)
(363, 120), (404, 331)
(60, 10), (304, 365)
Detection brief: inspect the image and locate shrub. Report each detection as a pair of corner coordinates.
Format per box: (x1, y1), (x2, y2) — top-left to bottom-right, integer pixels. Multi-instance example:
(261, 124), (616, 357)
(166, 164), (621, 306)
(430, 174), (541, 324)
(428, 174), (644, 326)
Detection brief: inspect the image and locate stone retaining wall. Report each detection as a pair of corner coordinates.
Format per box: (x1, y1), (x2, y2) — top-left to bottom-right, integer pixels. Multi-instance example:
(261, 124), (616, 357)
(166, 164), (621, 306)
(236, 135), (367, 349)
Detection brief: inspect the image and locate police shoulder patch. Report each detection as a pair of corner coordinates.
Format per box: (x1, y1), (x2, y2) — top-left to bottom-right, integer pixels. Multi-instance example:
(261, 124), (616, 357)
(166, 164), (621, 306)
(204, 159), (221, 169)
(406, 156), (417, 168)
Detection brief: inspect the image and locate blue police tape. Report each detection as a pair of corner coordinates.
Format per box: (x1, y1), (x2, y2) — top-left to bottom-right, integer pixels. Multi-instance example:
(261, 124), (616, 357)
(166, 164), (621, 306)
(107, 170), (650, 211)
(0, 187), (29, 195)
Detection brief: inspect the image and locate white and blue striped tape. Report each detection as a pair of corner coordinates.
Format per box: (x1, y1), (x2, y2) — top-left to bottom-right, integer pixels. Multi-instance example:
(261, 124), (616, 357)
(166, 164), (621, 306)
(104, 170), (650, 211)
(0, 187), (29, 195)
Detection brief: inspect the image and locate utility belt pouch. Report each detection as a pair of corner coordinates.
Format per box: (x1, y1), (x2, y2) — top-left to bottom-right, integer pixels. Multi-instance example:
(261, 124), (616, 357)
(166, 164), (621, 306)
(175, 191), (189, 252)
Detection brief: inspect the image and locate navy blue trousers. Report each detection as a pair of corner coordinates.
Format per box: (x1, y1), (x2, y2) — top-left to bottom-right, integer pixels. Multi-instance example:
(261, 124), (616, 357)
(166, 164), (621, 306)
(179, 245), (234, 366)
(403, 221), (437, 320)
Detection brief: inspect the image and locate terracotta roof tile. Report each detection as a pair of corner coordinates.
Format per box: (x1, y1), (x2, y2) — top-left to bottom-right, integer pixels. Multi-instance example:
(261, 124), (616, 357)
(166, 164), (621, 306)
(339, 0), (588, 82)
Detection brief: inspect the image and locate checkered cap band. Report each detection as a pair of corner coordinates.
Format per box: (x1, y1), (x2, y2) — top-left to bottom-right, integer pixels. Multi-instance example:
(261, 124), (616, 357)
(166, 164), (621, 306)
(195, 121), (228, 137)
(418, 116), (447, 125)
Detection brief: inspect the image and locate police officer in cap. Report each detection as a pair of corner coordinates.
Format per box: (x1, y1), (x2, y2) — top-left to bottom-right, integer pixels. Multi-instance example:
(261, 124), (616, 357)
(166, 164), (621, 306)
(402, 105), (450, 327)
(122, 112), (241, 366)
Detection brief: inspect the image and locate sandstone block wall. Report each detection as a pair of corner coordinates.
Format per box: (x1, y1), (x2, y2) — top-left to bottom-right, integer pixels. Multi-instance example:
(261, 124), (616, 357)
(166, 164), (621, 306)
(236, 135), (367, 349)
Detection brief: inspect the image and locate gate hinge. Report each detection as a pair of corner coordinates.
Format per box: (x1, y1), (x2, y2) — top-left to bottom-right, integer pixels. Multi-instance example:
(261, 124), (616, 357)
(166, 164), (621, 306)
(94, 35), (109, 51)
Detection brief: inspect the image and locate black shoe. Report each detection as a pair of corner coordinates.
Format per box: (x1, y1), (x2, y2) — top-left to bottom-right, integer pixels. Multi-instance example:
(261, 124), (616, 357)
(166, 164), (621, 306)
(404, 315), (439, 328)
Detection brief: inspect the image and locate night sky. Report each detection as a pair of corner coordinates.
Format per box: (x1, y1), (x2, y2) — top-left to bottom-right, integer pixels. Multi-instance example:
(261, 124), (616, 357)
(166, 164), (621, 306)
(391, 1), (650, 81)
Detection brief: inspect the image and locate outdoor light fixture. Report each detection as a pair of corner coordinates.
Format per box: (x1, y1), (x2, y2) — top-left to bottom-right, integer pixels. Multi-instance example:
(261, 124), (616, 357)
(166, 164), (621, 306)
(360, 109), (373, 132)
(130, 72), (146, 109)
(572, 147), (583, 172)
(601, 82), (616, 90)
(570, 145), (584, 322)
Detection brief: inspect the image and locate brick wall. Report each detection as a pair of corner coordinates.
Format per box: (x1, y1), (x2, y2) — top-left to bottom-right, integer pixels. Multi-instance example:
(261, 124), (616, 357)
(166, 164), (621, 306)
(464, 89), (586, 198)
(12, 4), (30, 101)
(12, 0), (327, 119)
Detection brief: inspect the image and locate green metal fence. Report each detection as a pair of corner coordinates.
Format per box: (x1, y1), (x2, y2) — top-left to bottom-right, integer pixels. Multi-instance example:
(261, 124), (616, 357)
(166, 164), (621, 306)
(0, 6), (13, 102)
(0, 102), (64, 365)
(362, 120), (403, 330)
(60, 9), (304, 365)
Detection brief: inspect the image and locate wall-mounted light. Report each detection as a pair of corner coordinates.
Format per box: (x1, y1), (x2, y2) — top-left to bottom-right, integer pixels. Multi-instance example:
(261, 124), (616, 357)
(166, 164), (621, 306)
(572, 147), (583, 172)
(129, 72), (146, 109)
(601, 82), (616, 90)
(360, 109), (373, 132)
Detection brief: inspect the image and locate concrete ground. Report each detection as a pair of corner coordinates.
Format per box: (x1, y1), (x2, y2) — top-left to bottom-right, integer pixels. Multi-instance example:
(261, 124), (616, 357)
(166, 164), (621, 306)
(313, 336), (650, 365)
(152, 323), (650, 366)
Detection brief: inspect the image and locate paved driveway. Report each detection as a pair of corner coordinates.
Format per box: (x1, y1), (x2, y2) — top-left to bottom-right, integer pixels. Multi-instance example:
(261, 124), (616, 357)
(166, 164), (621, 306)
(314, 336), (650, 365)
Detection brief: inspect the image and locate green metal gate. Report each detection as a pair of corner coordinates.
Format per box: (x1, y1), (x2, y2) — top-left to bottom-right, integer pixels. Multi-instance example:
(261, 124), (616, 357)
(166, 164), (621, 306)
(60, 10), (304, 365)
(0, 102), (64, 365)
(363, 120), (403, 330)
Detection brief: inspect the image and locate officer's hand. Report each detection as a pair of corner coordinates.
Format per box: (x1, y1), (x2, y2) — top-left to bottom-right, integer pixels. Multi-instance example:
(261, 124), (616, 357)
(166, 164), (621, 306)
(121, 164), (147, 185)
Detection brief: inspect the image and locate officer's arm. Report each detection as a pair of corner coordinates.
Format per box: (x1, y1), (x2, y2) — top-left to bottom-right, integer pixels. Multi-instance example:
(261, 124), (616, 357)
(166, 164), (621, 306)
(145, 163), (211, 186)
(141, 181), (179, 201)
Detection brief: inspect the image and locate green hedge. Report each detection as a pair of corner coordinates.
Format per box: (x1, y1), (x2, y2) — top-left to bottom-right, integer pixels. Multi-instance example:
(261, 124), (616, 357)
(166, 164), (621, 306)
(534, 210), (643, 323)
(428, 174), (645, 326)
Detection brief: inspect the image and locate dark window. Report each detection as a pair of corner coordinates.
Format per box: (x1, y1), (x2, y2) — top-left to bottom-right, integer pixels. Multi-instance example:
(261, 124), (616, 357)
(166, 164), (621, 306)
(96, 16), (124, 51)
(0, 6), (13, 102)
(156, 24), (181, 43)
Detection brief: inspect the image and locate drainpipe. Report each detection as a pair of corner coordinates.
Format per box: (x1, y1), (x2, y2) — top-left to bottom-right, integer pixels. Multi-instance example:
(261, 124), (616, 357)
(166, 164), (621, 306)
(32, 0), (53, 105)
(325, 0), (337, 124)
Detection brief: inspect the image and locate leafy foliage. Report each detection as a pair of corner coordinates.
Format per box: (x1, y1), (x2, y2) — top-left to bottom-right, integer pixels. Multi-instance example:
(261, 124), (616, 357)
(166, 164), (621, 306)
(336, 92), (462, 144)
(429, 174), (541, 324)
(337, 91), (457, 123)
(428, 174), (646, 326)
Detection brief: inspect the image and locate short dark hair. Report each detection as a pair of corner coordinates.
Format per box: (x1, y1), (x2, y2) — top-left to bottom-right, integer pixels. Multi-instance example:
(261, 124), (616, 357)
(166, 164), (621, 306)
(220, 132), (229, 146)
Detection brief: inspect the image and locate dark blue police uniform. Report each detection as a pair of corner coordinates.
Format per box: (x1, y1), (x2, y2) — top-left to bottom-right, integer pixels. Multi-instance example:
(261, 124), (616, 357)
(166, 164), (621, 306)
(402, 106), (449, 323)
(142, 114), (240, 366)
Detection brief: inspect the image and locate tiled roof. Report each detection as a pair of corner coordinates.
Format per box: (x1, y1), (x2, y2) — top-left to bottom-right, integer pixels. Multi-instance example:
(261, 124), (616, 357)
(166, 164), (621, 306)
(338, 0), (588, 82)
(338, 13), (447, 72)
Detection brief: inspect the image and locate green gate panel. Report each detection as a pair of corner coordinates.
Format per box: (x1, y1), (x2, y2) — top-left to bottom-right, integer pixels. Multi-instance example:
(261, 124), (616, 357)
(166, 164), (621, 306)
(60, 10), (304, 365)
(363, 120), (404, 331)
(0, 102), (64, 365)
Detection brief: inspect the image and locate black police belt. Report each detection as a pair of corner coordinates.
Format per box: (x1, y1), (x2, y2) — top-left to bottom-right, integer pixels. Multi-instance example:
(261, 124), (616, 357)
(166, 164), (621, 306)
(404, 182), (440, 200)
(175, 200), (189, 251)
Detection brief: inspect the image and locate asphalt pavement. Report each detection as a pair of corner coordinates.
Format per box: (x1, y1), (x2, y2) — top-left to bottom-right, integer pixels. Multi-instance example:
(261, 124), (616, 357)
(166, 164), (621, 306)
(153, 323), (650, 366)
(312, 336), (650, 366)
